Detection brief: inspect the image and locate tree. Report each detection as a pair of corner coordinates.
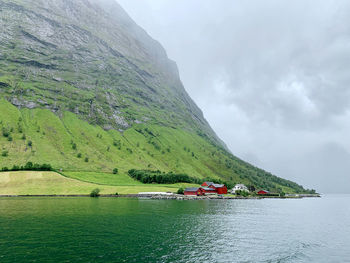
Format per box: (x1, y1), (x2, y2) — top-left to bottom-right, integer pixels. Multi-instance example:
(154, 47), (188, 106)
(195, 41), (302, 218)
(72, 143), (77, 150)
(113, 168), (118, 174)
(24, 162), (33, 170)
(177, 188), (184, 195)
(248, 185), (256, 192)
(90, 188), (100, 197)
(27, 140), (33, 147)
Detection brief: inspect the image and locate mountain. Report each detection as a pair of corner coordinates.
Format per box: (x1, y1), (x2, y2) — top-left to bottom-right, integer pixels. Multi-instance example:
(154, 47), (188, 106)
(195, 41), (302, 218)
(0, 0), (313, 193)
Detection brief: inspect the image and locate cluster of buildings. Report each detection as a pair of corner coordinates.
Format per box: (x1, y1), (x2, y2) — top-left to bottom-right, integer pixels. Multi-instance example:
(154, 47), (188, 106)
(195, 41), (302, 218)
(184, 182), (271, 196)
(184, 182), (228, 196)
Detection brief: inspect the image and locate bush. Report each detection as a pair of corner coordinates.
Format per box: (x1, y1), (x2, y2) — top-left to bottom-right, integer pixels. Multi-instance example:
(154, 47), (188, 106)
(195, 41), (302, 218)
(72, 143), (77, 150)
(2, 127), (9, 137)
(1, 150), (8, 157)
(177, 188), (184, 194)
(84, 157), (89, 162)
(113, 140), (121, 148)
(90, 188), (100, 197)
(1, 167), (9, 171)
(12, 165), (20, 171)
(236, 190), (249, 197)
(77, 153), (82, 158)
(7, 135), (13, 141)
(24, 162), (33, 170)
(27, 140), (32, 147)
(115, 192), (119, 196)
(21, 134), (26, 140)
(113, 168), (118, 174)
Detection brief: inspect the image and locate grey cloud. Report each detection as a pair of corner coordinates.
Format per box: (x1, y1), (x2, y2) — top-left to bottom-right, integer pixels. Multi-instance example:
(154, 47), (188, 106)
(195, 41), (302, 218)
(118, 0), (350, 193)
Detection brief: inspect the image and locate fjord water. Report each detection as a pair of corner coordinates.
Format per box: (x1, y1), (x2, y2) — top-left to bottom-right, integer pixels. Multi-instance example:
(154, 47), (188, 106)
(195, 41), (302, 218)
(0, 196), (349, 263)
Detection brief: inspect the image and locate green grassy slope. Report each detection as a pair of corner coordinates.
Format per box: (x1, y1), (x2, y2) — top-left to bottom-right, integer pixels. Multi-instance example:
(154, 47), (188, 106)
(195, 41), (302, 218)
(0, 99), (309, 193)
(0, 171), (197, 195)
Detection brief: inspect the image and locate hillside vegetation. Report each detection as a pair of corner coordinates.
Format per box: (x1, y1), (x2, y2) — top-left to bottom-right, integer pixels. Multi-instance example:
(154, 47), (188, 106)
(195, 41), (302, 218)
(0, 99), (310, 193)
(0, 0), (314, 194)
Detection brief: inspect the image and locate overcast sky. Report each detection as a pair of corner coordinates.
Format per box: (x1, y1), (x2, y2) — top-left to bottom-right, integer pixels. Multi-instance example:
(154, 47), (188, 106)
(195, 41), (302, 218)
(118, 0), (350, 193)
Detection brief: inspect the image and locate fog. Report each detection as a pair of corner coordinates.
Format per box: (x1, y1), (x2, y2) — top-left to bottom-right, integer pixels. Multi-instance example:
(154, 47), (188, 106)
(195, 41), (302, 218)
(118, 0), (350, 193)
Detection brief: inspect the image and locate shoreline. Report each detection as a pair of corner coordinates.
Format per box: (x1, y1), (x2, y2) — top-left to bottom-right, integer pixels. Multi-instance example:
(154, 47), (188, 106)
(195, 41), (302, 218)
(0, 194), (321, 199)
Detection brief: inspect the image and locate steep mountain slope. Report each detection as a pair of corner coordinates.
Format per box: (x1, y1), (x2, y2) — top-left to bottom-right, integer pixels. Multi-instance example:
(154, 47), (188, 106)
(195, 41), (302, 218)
(0, 0), (313, 193)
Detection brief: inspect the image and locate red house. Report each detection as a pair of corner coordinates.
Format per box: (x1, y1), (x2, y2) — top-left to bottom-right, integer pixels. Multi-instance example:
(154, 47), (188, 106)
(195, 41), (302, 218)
(184, 187), (205, 196)
(257, 190), (269, 195)
(209, 184), (228, 194)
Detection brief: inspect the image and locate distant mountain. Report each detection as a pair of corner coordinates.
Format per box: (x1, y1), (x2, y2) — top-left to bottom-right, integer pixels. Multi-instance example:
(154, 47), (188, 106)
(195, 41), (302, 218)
(0, 0), (312, 193)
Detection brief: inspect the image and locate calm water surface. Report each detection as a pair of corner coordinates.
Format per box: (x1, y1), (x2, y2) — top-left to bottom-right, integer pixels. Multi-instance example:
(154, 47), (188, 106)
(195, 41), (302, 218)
(0, 195), (349, 263)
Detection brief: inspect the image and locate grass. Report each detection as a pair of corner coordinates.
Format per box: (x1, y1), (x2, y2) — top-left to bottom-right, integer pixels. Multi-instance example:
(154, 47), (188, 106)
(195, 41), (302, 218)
(63, 171), (143, 186)
(0, 171), (198, 195)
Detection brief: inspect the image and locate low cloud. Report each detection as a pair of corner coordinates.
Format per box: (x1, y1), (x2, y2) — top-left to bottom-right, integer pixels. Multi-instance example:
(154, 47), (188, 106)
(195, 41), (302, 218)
(118, 0), (350, 193)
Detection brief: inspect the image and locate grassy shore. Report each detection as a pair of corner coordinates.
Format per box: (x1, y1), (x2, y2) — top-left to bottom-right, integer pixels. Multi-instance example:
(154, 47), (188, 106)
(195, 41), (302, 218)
(0, 171), (198, 195)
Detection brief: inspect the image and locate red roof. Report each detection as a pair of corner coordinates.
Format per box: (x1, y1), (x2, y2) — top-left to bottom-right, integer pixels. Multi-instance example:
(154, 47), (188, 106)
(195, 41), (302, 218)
(201, 182), (214, 186)
(257, 190), (269, 195)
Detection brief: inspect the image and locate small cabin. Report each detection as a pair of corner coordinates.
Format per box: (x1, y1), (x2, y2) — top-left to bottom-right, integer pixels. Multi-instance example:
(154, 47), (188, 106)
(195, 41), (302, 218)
(184, 187), (205, 196)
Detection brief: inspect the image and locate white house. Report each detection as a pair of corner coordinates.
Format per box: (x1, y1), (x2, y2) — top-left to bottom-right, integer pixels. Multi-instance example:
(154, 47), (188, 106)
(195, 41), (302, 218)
(231, 184), (249, 194)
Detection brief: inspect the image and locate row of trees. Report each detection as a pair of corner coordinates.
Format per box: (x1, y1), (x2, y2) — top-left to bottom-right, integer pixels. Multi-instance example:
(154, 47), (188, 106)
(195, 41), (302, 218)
(127, 169), (234, 188)
(1, 162), (52, 172)
(128, 169), (198, 184)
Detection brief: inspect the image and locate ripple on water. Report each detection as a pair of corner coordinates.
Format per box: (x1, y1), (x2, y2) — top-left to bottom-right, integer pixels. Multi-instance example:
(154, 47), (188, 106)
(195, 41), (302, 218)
(0, 196), (350, 263)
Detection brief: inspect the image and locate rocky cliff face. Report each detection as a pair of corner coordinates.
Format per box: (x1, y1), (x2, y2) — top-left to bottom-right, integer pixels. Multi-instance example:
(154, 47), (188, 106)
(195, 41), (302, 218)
(0, 0), (217, 140)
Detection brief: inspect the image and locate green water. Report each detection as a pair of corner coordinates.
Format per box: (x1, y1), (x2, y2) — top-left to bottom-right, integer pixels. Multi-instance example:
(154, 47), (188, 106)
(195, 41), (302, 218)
(0, 196), (349, 262)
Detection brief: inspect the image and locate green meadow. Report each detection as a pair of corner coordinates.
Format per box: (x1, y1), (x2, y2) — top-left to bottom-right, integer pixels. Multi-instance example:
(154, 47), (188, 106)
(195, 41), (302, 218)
(0, 171), (198, 195)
